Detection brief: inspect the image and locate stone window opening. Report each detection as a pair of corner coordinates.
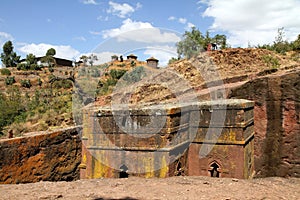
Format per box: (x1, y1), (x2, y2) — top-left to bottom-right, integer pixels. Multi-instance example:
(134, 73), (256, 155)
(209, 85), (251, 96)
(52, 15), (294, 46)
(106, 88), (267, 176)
(209, 162), (220, 178)
(119, 164), (129, 178)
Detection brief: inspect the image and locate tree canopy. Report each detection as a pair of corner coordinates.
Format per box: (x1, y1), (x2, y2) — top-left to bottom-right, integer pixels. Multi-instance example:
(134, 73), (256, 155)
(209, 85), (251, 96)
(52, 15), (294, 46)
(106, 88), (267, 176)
(46, 48), (56, 57)
(257, 27), (300, 54)
(41, 48), (56, 67)
(176, 27), (227, 59)
(0, 41), (20, 67)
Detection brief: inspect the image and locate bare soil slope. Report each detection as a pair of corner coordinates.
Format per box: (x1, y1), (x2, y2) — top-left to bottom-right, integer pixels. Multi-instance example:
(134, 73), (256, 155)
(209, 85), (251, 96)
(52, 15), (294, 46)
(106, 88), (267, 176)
(112, 48), (300, 105)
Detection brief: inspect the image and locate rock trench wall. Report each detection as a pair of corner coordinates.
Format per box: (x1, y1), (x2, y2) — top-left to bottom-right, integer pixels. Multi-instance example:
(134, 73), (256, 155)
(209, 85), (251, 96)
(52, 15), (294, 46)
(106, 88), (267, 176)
(0, 127), (82, 184)
(229, 70), (300, 177)
(0, 70), (299, 183)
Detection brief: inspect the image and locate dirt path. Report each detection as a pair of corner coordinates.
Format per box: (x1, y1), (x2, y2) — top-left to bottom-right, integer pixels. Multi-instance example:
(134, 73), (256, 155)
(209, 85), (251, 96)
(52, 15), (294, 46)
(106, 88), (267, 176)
(1, 176), (299, 200)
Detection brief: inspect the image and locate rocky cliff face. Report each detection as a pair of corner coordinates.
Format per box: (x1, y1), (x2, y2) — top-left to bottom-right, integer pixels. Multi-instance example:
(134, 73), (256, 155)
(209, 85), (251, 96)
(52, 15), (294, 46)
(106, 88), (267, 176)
(229, 69), (300, 177)
(0, 127), (82, 184)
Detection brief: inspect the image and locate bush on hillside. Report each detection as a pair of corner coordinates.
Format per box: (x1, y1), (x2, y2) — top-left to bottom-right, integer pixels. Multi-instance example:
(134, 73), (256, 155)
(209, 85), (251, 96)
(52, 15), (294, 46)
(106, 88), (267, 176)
(0, 68), (11, 76)
(5, 76), (15, 85)
(20, 79), (32, 88)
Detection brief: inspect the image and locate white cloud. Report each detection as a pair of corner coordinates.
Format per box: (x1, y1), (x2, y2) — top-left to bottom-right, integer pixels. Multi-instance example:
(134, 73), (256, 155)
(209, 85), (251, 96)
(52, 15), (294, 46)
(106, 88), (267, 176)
(18, 43), (80, 60)
(168, 16), (176, 21)
(168, 16), (194, 30)
(136, 2), (142, 10)
(178, 18), (187, 24)
(73, 36), (87, 41)
(144, 45), (177, 67)
(0, 32), (13, 41)
(187, 22), (195, 29)
(102, 18), (181, 43)
(200, 0), (300, 47)
(90, 31), (102, 35)
(107, 1), (136, 18)
(0, 32), (13, 48)
(81, 0), (98, 5)
(97, 15), (109, 21)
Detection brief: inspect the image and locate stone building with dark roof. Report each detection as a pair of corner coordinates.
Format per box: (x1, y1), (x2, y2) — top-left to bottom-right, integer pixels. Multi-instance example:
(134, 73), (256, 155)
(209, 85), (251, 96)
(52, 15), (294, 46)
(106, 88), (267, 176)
(146, 56), (159, 69)
(127, 54), (138, 60)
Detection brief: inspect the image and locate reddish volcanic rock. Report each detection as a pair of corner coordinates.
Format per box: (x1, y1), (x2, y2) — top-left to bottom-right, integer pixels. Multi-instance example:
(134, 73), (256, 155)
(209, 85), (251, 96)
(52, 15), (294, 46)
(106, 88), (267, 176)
(0, 127), (82, 184)
(229, 69), (300, 177)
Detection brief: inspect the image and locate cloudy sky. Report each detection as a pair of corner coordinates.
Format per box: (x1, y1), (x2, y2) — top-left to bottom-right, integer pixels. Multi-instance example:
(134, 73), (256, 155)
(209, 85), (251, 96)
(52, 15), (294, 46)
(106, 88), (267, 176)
(0, 0), (300, 66)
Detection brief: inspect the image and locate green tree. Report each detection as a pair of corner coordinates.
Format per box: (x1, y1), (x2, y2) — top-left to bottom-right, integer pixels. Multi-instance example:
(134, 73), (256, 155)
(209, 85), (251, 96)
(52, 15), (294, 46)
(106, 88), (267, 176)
(176, 27), (205, 59)
(80, 55), (88, 65)
(26, 53), (36, 65)
(0, 41), (20, 67)
(213, 34), (227, 49)
(88, 54), (98, 66)
(176, 27), (227, 59)
(273, 27), (289, 54)
(41, 48), (56, 67)
(46, 48), (56, 57)
(292, 34), (300, 51)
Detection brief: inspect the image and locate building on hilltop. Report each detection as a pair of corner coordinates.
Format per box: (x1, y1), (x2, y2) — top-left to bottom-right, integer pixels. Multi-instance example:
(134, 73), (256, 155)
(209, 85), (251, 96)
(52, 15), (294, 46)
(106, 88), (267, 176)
(19, 56), (73, 67)
(127, 54), (138, 61)
(146, 57), (159, 69)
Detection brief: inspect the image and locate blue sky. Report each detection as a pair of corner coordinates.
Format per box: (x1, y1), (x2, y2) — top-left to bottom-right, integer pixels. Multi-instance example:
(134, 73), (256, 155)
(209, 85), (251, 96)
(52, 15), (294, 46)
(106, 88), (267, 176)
(1, 0), (300, 66)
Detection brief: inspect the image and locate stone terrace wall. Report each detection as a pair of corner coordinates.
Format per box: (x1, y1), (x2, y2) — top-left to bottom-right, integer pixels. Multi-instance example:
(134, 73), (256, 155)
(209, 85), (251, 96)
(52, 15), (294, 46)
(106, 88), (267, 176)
(0, 127), (82, 184)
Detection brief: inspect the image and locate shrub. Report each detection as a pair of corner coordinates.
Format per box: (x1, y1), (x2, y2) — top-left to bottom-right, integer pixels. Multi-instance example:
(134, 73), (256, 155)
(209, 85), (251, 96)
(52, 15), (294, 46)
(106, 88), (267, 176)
(5, 76), (16, 85)
(91, 69), (101, 77)
(20, 79), (32, 88)
(110, 69), (127, 80)
(96, 78), (118, 95)
(100, 63), (109, 69)
(122, 66), (145, 83)
(117, 63), (126, 67)
(130, 60), (136, 67)
(38, 78), (43, 86)
(17, 63), (30, 70)
(49, 67), (54, 73)
(78, 68), (86, 77)
(0, 68), (11, 76)
(52, 79), (73, 89)
(48, 74), (55, 81)
(262, 55), (280, 69)
(30, 64), (42, 71)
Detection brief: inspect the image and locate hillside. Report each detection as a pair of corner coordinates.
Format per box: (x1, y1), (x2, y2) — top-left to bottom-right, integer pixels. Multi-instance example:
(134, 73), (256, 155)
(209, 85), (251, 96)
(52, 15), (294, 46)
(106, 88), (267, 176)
(109, 48), (300, 105)
(0, 66), (75, 138)
(0, 48), (299, 138)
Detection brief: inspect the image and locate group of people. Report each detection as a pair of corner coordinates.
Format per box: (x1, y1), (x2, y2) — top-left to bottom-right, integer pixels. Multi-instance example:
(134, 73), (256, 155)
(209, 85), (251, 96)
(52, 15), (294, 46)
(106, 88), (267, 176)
(207, 43), (218, 51)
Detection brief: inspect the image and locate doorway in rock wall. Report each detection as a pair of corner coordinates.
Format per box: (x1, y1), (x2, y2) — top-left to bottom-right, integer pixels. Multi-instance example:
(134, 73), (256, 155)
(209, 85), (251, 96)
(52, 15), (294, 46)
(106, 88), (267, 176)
(119, 164), (129, 178)
(209, 162), (220, 178)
